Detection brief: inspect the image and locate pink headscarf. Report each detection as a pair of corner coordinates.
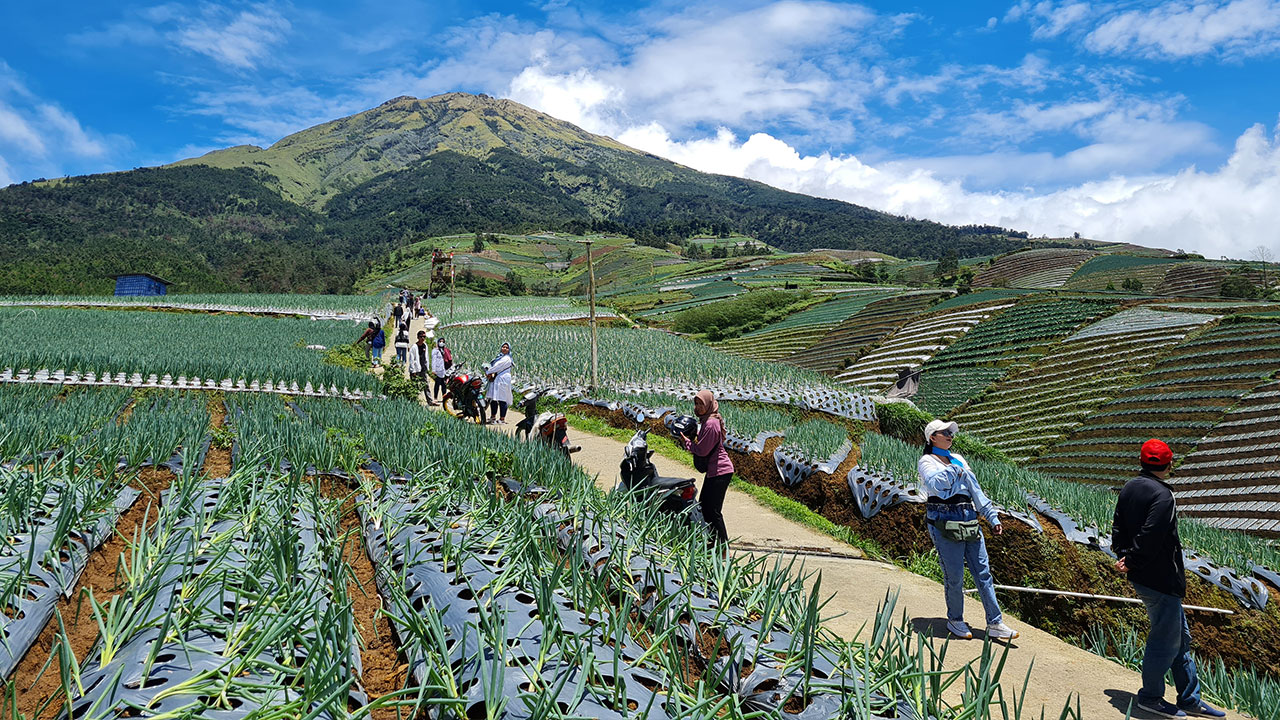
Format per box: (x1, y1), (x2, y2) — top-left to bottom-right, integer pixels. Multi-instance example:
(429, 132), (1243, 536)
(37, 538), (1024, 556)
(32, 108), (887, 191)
(694, 389), (720, 420)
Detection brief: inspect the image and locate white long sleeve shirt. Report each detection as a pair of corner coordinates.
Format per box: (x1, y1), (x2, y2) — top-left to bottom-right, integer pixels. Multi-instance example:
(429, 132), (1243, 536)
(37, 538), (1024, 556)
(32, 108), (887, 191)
(917, 452), (1000, 525)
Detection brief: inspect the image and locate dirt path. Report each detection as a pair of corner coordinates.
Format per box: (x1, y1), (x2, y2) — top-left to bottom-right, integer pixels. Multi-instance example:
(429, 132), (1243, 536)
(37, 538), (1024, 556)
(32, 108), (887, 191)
(486, 407), (1246, 720)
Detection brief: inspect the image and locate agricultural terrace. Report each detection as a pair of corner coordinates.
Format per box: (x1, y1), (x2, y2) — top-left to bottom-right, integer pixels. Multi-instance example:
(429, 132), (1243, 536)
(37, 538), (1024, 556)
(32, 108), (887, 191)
(436, 295), (617, 327)
(971, 248), (1097, 289)
(951, 307), (1217, 461)
(833, 299), (1016, 391)
(0, 307), (378, 396)
(1062, 254), (1183, 292)
(914, 298), (1117, 415)
(1034, 318), (1280, 485)
(712, 290), (897, 362)
(1157, 263), (1232, 297)
(787, 291), (949, 374)
(0, 293), (384, 318)
(0, 385), (1036, 718)
(632, 279), (742, 320)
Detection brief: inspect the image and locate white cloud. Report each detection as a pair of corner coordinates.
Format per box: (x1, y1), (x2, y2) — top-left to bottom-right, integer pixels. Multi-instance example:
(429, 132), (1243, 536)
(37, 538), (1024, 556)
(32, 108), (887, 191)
(170, 5), (291, 69)
(615, 117), (1280, 258)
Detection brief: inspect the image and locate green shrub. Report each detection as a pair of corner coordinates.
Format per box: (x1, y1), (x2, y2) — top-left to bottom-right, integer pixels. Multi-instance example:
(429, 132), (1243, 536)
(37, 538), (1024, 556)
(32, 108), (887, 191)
(670, 289), (809, 339)
(875, 401), (1008, 462)
(380, 361), (419, 400)
(323, 343), (367, 371)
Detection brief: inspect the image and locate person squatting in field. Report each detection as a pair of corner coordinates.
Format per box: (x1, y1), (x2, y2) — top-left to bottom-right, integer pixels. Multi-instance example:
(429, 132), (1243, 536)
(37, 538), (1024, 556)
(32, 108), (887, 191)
(1112, 439), (1225, 719)
(682, 390), (734, 545)
(917, 419), (1018, 641)
(486, 342), (514, 424)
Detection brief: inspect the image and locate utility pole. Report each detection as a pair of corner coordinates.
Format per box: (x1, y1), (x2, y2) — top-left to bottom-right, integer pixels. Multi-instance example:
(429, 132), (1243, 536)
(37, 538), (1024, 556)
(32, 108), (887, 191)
(582, 239), (599, 390)
(449, 253), (455, 323)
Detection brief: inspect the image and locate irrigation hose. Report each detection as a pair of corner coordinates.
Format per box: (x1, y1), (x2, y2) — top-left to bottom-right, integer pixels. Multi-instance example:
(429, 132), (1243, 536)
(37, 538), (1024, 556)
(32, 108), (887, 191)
(964, 584), (1235, 614)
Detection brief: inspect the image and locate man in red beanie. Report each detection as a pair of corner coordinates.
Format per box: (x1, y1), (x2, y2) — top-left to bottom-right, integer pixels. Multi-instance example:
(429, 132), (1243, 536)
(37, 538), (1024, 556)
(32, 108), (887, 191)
(1111, 439), (1224, 719)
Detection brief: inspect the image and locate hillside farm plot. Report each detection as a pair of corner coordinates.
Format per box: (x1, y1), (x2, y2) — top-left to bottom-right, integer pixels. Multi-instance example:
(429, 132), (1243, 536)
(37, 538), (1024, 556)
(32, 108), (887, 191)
(0, 307), (378, 396)
(1155, 263), (1231, 297)
(914, 298), (1116, 415)
(951, 307), (1217, 461)
(1062, 254), (1182, 292)
(786, 291), (950, 374)
(711, 290), (894, 361)
(633, 279), (743, 320)
(833, 300), (1016, 391)
(971, 248), (1097, 289)
(436, 295), (616, 327)
(1033, 319), (1280, 485)
(0, 293), (384, 319)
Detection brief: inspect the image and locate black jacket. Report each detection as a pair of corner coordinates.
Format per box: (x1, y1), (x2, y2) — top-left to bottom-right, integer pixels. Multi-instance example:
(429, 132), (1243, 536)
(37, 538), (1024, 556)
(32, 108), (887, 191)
(1112, 471), (1185, 597)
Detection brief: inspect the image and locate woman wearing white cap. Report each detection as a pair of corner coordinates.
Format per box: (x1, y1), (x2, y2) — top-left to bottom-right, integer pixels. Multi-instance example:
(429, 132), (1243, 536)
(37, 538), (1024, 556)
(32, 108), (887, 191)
(918, 419), (1018, 641)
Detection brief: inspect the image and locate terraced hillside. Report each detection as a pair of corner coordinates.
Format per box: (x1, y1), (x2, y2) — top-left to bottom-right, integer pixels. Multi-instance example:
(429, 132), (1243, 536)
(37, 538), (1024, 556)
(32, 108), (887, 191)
(951, 307), (1217, 461)
(1172, 379), (1280, 535)
(785, 290), (949, 374)
(1156, 263), (1231, 297)
(972, 248), (1097, 289)
(1033, 319), (1280, 484)
(712, 290), (895, 361)
(833, 299), (1016, 391)
(914, 297), (1117, 415)
(1062, 254), (1182, 292)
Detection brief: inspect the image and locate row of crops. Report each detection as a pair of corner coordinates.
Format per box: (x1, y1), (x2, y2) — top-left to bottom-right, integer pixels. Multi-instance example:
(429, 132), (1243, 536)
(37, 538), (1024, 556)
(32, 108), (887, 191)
(0, 293), (384, 318)
(971, 249), (1097, 289)
(0, 307), (377, 395)
(712, 290), (895, 362)
(0, 382), (1045, 718)
(786, 291), (949, 374)
(436, 296), (617, 327)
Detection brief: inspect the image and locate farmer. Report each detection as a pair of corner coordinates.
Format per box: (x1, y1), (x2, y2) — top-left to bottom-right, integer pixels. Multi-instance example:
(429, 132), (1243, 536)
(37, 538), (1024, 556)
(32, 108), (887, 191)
(1112, 439), (1224, 719)
(917, 419), (1018, 641)
(369, 321), (385, 367)
(486, 342), (514, 424)
(680, 390), (734, 545)
(431, 338), (452, 403)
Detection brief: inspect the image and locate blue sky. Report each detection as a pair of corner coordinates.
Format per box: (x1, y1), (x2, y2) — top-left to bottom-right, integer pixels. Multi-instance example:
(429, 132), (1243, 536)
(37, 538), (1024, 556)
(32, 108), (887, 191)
(2, 1), (1279, 257)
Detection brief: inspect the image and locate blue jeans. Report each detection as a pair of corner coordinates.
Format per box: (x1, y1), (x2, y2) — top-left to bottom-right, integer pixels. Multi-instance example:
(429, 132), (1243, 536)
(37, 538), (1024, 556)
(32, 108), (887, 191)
(1132, 582), (1201, 707)
(396, 347), (408, 364)
(926, 504), (1002, 626)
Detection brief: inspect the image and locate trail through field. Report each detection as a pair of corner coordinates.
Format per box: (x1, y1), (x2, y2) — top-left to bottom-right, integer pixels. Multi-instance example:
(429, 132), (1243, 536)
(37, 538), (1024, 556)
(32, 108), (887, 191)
(487, 407), (1249, 720)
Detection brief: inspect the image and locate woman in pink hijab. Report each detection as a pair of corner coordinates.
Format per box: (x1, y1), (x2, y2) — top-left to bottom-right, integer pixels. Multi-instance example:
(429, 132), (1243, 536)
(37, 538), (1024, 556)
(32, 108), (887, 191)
(681, 389), (735, 544)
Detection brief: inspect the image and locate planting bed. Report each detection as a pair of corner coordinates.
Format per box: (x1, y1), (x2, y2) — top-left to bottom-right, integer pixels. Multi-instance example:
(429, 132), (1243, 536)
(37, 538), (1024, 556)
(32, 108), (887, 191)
(971, 249), (1097, 289)
(1063, 255), (1182, 292)
(713, 290), (894, 362)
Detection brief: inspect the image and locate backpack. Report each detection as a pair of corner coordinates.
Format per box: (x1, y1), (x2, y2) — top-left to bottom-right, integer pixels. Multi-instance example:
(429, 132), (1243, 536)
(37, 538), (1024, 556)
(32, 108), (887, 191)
(371, 329), (385, 347)
(442, 347), (452, 366)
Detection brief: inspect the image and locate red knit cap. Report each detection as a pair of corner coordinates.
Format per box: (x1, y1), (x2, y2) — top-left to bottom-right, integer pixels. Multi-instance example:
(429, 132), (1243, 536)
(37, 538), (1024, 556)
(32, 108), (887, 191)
(1140, 439), (1173, 467)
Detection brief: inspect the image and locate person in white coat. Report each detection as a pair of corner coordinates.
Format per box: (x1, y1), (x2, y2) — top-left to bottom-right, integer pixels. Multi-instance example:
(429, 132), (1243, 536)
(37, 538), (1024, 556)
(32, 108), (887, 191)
(430, 338), (451, 402)
(406, 330), (437, 406)
(918, 419), (1018, 642)
(486, 342), (514, 424)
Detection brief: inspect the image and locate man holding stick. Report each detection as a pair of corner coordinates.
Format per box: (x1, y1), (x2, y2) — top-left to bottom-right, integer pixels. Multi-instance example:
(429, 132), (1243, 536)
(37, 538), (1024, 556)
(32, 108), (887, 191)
(1111, 438), (1224, 719)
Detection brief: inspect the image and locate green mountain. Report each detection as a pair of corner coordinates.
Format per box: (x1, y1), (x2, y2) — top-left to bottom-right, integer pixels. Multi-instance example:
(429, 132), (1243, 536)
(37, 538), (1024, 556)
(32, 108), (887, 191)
(1, 92), (1036, 294)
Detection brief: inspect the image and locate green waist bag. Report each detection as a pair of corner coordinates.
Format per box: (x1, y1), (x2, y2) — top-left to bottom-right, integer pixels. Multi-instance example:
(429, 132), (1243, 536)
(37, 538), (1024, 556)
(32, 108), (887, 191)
(932, 518), (983, 543)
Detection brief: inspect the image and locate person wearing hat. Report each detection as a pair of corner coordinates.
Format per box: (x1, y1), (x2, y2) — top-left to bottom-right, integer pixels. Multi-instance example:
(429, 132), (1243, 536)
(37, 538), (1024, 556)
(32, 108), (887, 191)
(918, 419), (1018, 641)
(1112, 439), (1224, 718)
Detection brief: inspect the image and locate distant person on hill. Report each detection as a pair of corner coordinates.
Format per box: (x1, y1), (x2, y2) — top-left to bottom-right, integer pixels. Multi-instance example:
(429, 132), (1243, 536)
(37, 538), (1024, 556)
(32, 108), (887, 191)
(1112, 439), (1224, 719)
(431, 338), (452, 402)
(679, 390), (734, 545)
(393, 321), (411, 365)
(917, 419), (1019, 641)
(357, 320), (380, 364)
(486, 342), (514, 424)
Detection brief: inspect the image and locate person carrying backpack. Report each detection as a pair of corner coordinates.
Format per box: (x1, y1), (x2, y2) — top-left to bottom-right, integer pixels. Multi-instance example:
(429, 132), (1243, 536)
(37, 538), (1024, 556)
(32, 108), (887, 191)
(679, 390), (734, 544)
(369, 322), (385, 367)
(1112, 439), (1225, 719)
(394, 321), (411, 365)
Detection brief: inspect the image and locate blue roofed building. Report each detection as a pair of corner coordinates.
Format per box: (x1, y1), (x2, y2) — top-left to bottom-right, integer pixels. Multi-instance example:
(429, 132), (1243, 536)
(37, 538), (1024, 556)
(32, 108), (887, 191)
(112, 273), (171, 297)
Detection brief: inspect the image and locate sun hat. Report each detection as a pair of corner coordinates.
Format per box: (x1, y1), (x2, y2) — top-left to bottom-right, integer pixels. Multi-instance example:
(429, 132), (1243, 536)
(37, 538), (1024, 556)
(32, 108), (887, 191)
(924, 419), (959, 442)
(1140, 439), (1173, 467)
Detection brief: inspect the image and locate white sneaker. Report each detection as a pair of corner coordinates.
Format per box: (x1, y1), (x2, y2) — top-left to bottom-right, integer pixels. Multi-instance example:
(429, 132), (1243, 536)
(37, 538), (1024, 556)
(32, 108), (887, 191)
(986, 622), (1019, 640)
(946, 620), (973, 639)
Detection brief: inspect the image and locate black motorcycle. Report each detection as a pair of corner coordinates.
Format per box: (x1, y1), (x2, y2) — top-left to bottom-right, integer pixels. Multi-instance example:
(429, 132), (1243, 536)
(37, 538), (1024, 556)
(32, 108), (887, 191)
(441, 369), (487, 424)
(515, 390), (580, 456)
(615, 422), (700, 518)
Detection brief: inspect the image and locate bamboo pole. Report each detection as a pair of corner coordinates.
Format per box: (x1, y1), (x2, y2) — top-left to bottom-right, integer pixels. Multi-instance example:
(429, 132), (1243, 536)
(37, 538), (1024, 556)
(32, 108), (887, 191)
(584, 239), (598, 390)
(964, 585), (1234, 614)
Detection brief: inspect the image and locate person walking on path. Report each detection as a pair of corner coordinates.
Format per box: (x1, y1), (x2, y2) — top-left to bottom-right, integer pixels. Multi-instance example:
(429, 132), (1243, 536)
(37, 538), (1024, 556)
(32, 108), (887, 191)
(391, 301), (404, 330)
(431, 338), (452, 402)
(407, 330), (439, 406)
(1112, 439), (1225, 719)
(393, 321), (411, 365)
(680, 390), (734, 545)
(917, 419), (1019, 641)
(486, 342), (514, 424)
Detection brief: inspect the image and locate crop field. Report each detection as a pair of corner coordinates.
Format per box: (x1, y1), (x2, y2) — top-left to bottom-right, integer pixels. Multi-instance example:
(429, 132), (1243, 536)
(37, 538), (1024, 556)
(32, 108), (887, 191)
(1062, 254), (1183, 292)
(914, 298), (1116, 415)
(971, 248), (1097, 289)
(436, 295), (616, 327)
(0, 307), (378, 396)
(950, 308), (1217, 461)
(0, 293), (384, 318)
(1155, 263), (1231, 297)
(786, 291), (949, 374)
(833, 300), (1015, 391)
(1033, 319), (1280, 484)
(711, 290), (895, 361)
